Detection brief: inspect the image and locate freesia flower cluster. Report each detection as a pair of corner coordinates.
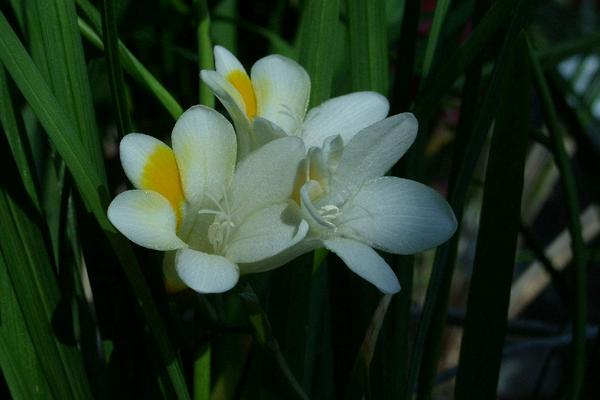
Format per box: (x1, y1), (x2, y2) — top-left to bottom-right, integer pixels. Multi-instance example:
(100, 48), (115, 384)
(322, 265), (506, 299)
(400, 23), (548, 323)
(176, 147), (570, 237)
(108, 46), (457, 295)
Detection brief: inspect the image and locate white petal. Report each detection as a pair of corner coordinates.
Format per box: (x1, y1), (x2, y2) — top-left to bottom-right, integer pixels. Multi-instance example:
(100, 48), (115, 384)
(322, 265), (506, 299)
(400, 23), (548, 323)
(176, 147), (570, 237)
(119, 134), (177, 188)
(172, 106), (236, 206)
(324, 238), (400, 294)
(229, 137), (305, 220)
(330, 113), (418, 200)
(226, 203), (309, 268)
(214, 45), (247, 77)
(200, 70), (252, 157)
(175, 248), (240, 293)
(251, 116), (288, 149)
(300, 92), (389, 148)
(338, 177), (457, 254)
(251, 55), (310, 135)
(107, 190), (187, 251)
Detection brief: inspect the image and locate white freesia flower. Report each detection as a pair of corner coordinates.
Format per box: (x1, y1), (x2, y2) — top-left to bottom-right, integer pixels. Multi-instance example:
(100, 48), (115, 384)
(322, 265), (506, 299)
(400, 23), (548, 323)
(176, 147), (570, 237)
(293, 113), (458, 294)
(200, 46), (389, 158)
(107, 106), (308, 294)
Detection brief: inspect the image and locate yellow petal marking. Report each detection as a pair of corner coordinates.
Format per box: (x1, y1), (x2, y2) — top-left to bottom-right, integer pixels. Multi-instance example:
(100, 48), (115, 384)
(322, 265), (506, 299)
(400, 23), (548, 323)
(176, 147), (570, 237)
(227, 70), (257, 119)
(141, 145), (184, 225)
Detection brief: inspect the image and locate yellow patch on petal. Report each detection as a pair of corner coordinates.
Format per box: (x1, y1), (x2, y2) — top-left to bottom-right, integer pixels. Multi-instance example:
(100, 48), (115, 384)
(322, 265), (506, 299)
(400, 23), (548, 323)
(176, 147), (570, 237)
(141, 145), (184, 224)
(227, 70), (257, 119)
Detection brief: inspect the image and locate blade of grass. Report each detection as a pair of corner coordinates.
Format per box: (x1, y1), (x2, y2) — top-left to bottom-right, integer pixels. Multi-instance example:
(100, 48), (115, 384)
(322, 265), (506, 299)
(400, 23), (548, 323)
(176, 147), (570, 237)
(0, 171), (92, 398)
(407, 1), (533, 398)
(212, 0), (237, 52)
(100, 0), (132, 135)
(0, 66), (41, 211)
(412, 0), (515, 120)
(297, 0), (340, 106)
(238, 283), (309, 400)
(347, 0), (388, 94)
(76, 0), (183, 119)
(421, 0), (451, 79)
(538, 32), (600, 69)
(0, 252), (54, 399)
(29, 0), (106, 183)
(212, 15), (296, 59)
(454, 31), (531, 399)
(390, 0), (420, 112)
(196, 0), (214, 107)
(345, 294), (393, 399)
(193, 344), (211, 400)
(528, 35), (589, 400)
(0, 14), (190, 399)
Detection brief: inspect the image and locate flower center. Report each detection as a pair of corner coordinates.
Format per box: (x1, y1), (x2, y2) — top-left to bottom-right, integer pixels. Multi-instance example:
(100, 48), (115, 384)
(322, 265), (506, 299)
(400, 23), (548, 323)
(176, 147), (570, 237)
(196, 190), (237, 254)
(300, 181), (341, 232)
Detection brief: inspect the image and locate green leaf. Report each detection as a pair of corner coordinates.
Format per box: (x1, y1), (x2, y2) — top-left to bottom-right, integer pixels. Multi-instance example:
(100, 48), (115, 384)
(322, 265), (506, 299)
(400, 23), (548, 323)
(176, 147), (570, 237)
(196, 0), (215, 107)
(454, 31), (531, 400)
(0, 253), (54, 399)
(406, 1), (534, 398)
(421, 0), (451, 79)
(528, 34), (589, 400)
(238, 283), (309, 400)
(0, 14), (189, 399)
(76, 0), (184, 119)
(28, 0), (107, 183)
(347, 0), (388, 94)
(0, 66), (41, 211)
(345, 294), (393, 399)
(100, 0), (132, 135)
(297, 0), (340, 106)
(0, 180), (92, 398)
(413, 0), (516, 120)
(537, 32), (600, 69)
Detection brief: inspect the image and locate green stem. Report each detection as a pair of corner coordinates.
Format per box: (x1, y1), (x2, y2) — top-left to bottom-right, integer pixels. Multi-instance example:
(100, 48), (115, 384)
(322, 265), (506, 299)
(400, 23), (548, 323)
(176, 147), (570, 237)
(193, 344), (211, 400)
(527, 34), (589, 400)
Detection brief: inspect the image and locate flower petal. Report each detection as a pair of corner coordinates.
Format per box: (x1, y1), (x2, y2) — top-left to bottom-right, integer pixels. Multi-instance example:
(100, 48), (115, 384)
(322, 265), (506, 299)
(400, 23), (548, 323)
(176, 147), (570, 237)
(214, 45), (257, 119)
(324, 237), (400, 294)
(329, 113), (418, 201)
(251, 116), (287, 149)
(107, 190), (187, 251)
(230, 137), (305, 220)
(119, 133), (184, 219)
(251, 55), (310, 135)
(338, 177), (457, 254)
(226, 203), (309, 269)
(172, 106), (237, 207)
(175, 248), (240, 293)
(200, 70), (252, 157)
(300, 92), (389, 148)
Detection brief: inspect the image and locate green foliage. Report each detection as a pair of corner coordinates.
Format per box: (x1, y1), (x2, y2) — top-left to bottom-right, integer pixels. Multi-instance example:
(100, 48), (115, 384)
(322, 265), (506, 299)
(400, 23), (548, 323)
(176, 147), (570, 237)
(0, 1), (598, 399)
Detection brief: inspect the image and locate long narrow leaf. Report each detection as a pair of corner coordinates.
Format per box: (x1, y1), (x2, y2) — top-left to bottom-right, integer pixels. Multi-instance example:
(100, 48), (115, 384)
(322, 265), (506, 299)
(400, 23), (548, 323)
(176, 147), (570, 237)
(100, 0), (132, 135)
(0, 253), (54, 399)
(0, 179), (92, 398)
(0, 14), (190, 399)
(421, 0), (451, 78)
(347, 0), (388, 93)
(407, 1), (533, 398)
(528, 36), (589, 400)
(454, 32), (531, 399)
(30, 0), (106, 182)
(0, 66), (41, 211)
(297, 0), (340, 106)
(76, 0), (183, 119)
